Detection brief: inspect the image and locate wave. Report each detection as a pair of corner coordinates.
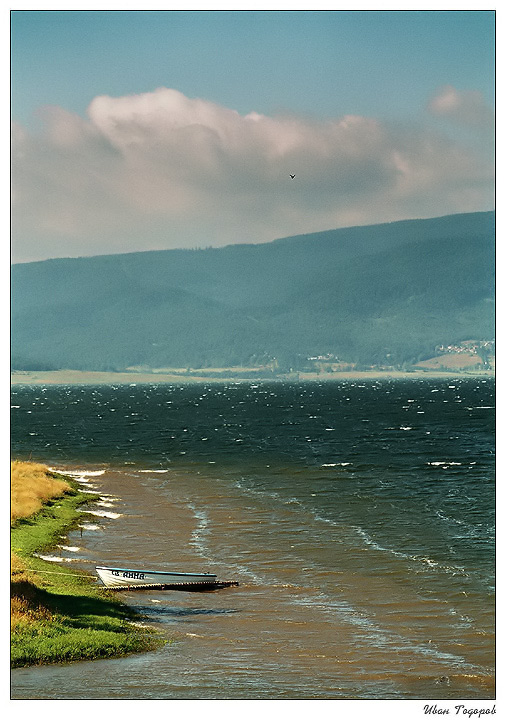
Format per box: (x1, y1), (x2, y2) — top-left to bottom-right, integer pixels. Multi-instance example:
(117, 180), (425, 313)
(137, 469), (169, 473)
(291, 590), (473, 667)
(353, 526), (469, 577)
(79, 523), (102, 531)
(84, 509), (122, 519)
(96, 500), (117, 508)
(49, 468), (106, 477)
(187, 504), (211, 558)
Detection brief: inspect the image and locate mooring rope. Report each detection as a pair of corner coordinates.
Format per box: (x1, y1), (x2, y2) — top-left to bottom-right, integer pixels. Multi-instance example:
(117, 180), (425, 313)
(14, 568), (239, 588)
(13, 568), (92, 578)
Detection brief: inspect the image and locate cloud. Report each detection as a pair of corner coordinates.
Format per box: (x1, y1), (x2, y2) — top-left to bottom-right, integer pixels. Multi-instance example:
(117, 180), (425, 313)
(11, 87), (494, 262)
(428, 85), (494, 128)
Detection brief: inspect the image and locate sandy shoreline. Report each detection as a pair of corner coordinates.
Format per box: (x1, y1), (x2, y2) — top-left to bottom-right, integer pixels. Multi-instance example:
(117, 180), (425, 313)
(11, 368), (495, 385)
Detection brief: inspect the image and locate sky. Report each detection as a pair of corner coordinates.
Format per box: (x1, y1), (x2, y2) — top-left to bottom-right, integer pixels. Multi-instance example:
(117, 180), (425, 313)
(10, 8), (495, 263)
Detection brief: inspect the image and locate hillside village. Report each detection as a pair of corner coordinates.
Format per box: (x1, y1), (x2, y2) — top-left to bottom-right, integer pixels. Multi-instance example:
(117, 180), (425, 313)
(118, 339), (494, 380)
(288, 340), (495, 375)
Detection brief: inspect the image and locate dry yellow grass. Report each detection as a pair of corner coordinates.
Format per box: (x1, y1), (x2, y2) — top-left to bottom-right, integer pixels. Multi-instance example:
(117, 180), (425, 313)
(414, 352), (483, 370)
(10, 462), (70, 628)
(10, 552), (50, 627)
(11, 460), (71, 524)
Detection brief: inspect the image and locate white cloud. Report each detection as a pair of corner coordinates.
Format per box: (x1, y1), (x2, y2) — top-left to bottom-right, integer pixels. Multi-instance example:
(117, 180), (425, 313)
(428, 85), (494, 128)
(11, 86), (494, 263)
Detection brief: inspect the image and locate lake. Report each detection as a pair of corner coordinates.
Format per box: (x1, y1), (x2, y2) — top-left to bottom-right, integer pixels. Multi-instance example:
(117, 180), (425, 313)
(10, 378), (495, 700)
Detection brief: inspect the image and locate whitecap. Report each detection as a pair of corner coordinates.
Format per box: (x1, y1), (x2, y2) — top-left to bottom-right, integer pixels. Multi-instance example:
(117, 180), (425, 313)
(321, 462), (351, 467)
(415, 556), (439, 568)
(79, 523), (101, 531)
(85, 509), (122, 519)
(58, 545), (80, 552)
(138, 469), (169, 473)
(49, 468), (106, 480)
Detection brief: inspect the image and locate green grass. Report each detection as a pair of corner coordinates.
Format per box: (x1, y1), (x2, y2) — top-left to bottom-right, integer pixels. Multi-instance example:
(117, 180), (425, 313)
(11, 479), (166, 667)
(11, 485), (93, 556)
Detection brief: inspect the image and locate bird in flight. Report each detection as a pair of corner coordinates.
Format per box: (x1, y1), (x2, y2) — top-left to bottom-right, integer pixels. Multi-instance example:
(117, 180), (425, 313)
(290, 174), (296, 179)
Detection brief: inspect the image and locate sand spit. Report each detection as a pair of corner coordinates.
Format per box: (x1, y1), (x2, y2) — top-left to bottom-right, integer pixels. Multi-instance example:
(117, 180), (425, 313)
(11, 368), (494, 386)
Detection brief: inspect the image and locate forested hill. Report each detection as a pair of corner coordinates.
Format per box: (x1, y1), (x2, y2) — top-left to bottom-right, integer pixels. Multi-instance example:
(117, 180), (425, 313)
(11, 211), (495, 372)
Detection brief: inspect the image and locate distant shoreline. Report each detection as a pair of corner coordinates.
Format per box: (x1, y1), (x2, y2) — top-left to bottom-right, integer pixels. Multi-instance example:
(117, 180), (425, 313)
(11, 368), (495, 385)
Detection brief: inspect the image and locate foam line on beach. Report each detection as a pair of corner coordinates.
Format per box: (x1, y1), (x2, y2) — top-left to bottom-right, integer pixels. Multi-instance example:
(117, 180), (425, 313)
(34, 554), (72, 563)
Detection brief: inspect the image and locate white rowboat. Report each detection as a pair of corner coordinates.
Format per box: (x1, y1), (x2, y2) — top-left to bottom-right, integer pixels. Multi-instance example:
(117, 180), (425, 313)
(95, 565), (232, 590)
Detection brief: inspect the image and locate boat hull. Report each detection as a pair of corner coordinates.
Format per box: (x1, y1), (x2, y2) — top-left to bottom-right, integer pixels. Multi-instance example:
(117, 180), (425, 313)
(96, 566), (218, 588)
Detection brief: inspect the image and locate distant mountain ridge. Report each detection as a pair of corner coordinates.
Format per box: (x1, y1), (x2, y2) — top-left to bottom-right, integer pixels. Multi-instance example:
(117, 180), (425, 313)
(11, 211), (495, 372)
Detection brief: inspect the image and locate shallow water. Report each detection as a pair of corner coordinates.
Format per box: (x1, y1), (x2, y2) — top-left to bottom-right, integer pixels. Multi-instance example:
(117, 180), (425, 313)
(11, 379), (495, 699)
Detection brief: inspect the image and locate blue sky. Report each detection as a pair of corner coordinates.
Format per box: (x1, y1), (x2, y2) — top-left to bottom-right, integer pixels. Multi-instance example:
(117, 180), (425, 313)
(12, 10), (494, 125)
(11, 9), (495, 262)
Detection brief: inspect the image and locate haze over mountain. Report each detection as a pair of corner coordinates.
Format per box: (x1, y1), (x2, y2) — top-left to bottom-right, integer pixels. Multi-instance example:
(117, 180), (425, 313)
(11, 211), (494, 374)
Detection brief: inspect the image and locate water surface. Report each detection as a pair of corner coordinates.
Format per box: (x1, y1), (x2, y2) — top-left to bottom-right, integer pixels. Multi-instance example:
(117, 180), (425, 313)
(11, 379), (495, 699)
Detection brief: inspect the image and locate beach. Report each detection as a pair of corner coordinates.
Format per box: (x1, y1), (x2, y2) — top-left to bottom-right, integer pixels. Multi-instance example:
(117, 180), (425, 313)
(10, 368), (494, 386)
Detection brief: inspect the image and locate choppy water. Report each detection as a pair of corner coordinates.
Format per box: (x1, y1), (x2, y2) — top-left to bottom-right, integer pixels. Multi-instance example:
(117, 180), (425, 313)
(10, 379), (495, 699)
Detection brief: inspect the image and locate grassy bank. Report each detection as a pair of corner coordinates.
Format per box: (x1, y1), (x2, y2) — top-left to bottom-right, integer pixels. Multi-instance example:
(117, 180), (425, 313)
(11, 461), (164, 667)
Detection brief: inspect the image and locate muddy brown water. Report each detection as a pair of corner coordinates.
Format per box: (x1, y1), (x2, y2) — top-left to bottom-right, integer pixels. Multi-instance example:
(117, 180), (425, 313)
(11, 466), (494, 700)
